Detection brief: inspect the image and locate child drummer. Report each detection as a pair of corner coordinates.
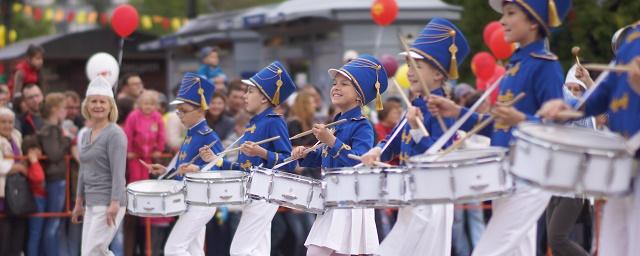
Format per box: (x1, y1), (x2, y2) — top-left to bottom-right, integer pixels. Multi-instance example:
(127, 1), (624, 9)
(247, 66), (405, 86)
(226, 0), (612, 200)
(360, 17), (468, 256)
(427, 1), (572, 255)
(201, 61), (297, 255)
(145, 72), (224, 255)
(290, 54), (388, 256)
(538, 21), (640, 256)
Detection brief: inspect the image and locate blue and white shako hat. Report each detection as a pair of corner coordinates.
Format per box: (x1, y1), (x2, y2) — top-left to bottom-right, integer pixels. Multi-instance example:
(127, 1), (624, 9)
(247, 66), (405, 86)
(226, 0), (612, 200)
(170, 72), (215, 110)
(242, 61), (296, 106)
(489, 0), (572, 35)
(328, 54), (389, 111)
(400, 18), (470, 80)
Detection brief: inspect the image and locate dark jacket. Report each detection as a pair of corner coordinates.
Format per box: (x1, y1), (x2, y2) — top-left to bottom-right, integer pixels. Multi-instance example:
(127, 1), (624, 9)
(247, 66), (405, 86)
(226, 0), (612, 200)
(37, 123), (71, 181)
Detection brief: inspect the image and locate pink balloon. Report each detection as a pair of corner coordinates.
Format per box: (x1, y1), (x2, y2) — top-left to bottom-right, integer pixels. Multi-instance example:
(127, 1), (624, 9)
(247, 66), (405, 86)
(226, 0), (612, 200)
(380, 54), (399, 77)
(111, 4), (139, 38)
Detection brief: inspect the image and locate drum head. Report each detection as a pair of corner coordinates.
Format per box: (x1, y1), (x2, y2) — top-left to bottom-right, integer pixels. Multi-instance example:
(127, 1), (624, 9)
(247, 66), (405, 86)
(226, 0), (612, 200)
(127, 180), (183, 193)
(517, 123), (626, 151)
(186, 171), (246, 180)
(409, 147), (507, 164)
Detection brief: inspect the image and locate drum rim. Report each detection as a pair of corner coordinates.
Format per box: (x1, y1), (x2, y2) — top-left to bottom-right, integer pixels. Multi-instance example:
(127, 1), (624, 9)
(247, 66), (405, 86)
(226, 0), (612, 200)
(253, 167), (323, 185)
(407, 147), (507, 167)
(515, 123), (630, 154)
(126, 180), (185, 195)
(321, 167), (406, 177)
(513, 128), (632, 157)
(185, 170), (248, 181)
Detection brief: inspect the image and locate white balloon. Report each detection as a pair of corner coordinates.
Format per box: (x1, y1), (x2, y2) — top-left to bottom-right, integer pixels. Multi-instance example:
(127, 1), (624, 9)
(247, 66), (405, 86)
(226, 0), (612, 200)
(85, 52), (119, 87)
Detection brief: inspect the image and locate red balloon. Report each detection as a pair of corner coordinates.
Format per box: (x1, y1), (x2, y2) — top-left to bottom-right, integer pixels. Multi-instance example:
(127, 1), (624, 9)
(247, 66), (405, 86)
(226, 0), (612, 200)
(483, 21), (502, 46)
(111, 4), (139, 38)
(488, 28), (515, 60)
(471, 52), (497, 80)
(371, 0), (398, 26)
(380, 54), (399, 77)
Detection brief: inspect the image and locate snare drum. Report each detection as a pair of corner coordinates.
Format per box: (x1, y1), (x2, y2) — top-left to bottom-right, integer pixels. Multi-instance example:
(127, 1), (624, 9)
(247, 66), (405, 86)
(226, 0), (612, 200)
(247, 167), (324, 214)
(407, 147), (512, 204)
(126, 180), (186, 217)
(184, 171), (248, 206)
(511, 123), (636, 197)
(323, 167), (408, 208)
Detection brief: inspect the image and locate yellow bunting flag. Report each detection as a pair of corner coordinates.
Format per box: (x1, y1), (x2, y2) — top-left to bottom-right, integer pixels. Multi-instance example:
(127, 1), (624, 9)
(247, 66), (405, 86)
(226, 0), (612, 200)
(12, 3), (23, 13)
(76, 11), (87, 24)
(141, 15), (152, 29)
(9, 30), (17, 43)
(44, 8), (54, 21)
(171, 17), (181, 31)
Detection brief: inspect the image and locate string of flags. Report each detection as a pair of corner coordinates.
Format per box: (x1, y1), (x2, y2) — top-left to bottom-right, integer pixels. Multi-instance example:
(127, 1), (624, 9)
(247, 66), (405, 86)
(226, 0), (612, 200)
(11, 2), (189, 32)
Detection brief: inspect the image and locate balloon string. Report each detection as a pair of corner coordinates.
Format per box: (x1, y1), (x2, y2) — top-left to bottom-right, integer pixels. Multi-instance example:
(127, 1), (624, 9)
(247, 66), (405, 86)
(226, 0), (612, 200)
(114, 38), (125, 94)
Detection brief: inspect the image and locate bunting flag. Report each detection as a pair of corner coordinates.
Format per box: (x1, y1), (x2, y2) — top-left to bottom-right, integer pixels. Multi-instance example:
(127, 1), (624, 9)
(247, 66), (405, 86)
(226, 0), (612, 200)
(1, 2), (191, 48)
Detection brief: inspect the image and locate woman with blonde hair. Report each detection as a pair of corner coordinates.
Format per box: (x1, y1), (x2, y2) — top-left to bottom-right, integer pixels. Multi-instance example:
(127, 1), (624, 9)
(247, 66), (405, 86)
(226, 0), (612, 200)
(288, 91), (318, 147)
(71, 76), (127, 255)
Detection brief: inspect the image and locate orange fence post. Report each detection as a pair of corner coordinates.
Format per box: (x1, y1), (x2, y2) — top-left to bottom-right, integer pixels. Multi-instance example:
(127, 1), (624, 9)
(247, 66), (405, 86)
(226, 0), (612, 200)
(146, 217), (152, 256)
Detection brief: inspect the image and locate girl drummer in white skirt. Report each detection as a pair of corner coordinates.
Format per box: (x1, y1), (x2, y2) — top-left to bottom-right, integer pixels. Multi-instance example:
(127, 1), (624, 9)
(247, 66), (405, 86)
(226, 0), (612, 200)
(360, 17), (469, 256)
(291, 54), (388, 256)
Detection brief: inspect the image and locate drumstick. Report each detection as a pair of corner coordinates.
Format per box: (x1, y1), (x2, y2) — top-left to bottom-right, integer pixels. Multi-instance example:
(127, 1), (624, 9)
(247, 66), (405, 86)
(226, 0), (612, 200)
(435, 92), (526, 159)
(347, 154), (393, 168)
(572, 46), (581, 66)
(289, 119), (346, 140)
(165, 140), (218, 179)
(583, 63), (631, 73)
(392, 79), (429, 136)
(399, 35), (448, 133)
(425, 74), (505, 155)
(555, 110), (584, 119)
(217, 136), (281, 156)
(273, 141), (324, 170)
(198, 134), (245, 173)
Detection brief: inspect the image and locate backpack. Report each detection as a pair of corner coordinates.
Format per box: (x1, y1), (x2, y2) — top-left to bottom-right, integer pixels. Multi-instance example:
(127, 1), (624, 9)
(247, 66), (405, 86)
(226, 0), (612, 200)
(4, 173), (36, 216)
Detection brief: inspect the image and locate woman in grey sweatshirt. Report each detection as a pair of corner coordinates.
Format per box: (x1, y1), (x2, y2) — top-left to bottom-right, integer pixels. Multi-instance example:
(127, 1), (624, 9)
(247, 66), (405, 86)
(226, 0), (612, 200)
(71, 76), (127, 256)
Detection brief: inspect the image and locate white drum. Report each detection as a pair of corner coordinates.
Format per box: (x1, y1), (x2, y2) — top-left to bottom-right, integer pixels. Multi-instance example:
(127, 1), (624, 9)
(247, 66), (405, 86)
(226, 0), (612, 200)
(126, 180), (186, 217)
(323, 167), (408, 208)
(407, 147), (513, 204)
(247, 167), (324, 214)
(184, 171), (248, 206)
(511, 123), (636, 197)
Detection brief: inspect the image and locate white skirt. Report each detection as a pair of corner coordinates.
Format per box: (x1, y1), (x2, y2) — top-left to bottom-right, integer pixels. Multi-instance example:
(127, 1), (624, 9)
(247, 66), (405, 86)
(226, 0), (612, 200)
(305, 208), (379, 254)
(377, 204), (453, 256)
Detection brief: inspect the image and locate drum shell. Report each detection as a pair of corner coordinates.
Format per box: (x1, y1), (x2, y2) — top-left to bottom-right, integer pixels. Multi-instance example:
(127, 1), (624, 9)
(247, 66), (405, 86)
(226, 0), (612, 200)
(247, 167), (325, 214)
(322, 167), (408, 208)
(511, 124), (636, 197)
(126, 180), (186, 217)
(184, 171), (248, 206)
(407, 147), (513, 204)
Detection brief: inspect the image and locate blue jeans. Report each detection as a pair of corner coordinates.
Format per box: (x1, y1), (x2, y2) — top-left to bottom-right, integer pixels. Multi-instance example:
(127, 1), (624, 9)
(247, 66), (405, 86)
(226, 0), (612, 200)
(27, 196), (46, 256)
(44, 181), (66, 256)
(109, 222), (124, 256)
(452, 202), (486, 256)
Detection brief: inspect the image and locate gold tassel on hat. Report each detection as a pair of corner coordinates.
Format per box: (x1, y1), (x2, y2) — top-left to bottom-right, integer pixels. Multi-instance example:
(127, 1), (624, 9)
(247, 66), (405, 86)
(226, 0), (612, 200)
(374, 65), (383, 111)
(375, 81), (383, 111)
(198, 87), (207, 110)
(272, 69), (283, 105)
(448, 30), (459, 79)
(548, 0), (561, 27)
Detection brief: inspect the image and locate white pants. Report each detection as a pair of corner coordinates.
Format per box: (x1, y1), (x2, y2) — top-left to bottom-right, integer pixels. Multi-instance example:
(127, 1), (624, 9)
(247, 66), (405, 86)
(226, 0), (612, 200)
(165, 205), (217, 256)
(81, 205), (126, 256)
(229, 200), (279, 256)
(472, 185), (551, 256)
(377, 204), (454, 256)
(599, 175), (640, 256)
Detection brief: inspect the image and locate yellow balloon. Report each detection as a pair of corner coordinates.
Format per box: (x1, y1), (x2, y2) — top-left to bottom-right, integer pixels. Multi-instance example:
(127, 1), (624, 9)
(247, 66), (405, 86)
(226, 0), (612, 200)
(9, 30), (17, 43)
(395, 64), (411, 89)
